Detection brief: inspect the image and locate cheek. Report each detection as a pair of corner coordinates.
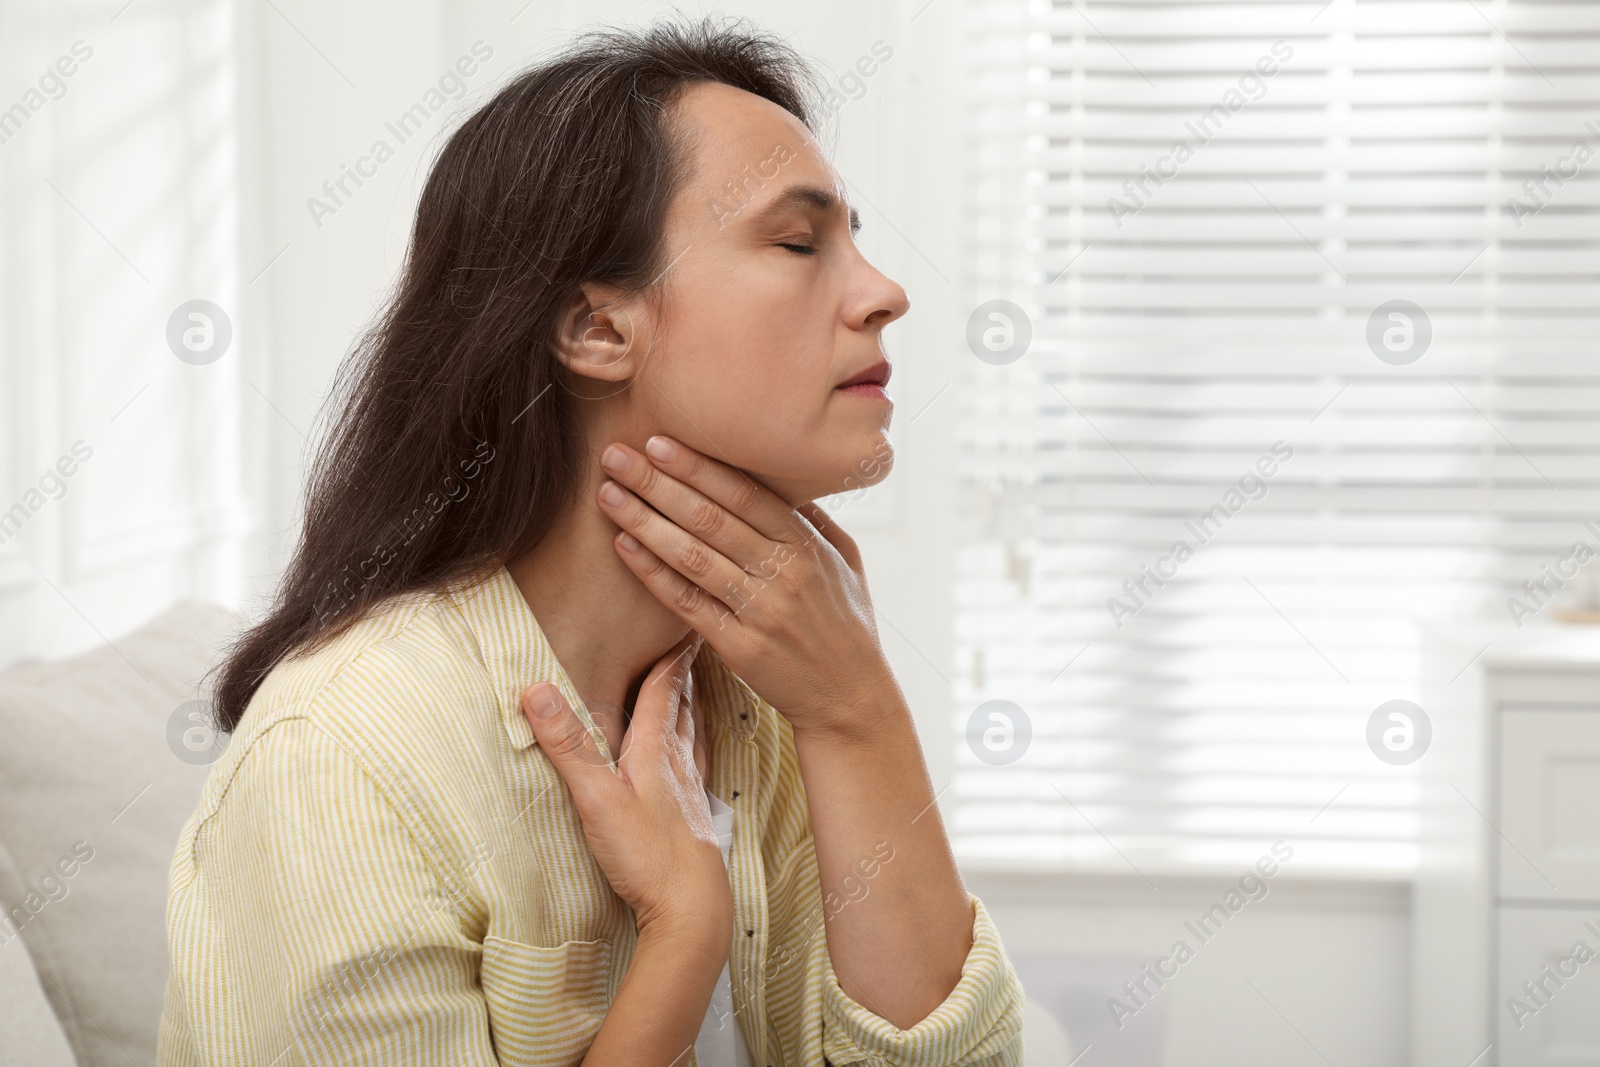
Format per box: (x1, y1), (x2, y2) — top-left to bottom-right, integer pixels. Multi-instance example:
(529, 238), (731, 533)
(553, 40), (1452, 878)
(647, 309), (831, 449)
(650, 349), (816, 470)
(641, 261), (858, 485)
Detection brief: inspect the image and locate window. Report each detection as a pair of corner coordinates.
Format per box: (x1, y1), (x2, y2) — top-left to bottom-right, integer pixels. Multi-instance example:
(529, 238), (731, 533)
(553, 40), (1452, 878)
(954, 0), (1600, 875)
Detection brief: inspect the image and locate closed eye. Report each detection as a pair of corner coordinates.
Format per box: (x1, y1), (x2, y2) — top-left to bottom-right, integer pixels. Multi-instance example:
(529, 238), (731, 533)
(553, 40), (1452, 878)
(777, 242), (816, 255)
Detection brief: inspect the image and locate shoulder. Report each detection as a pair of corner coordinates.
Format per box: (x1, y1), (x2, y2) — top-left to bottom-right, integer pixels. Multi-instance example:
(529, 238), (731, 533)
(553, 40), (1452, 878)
(253, 588), (487, 726)
(190, 590), (502, 838)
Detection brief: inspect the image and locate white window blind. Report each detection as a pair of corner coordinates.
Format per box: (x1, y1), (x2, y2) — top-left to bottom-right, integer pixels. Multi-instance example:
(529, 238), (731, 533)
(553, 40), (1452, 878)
(954, 0), (1600, 876)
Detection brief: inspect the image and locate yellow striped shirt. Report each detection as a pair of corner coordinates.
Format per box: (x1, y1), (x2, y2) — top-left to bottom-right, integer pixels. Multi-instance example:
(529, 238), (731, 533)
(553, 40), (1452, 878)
(157, 566), (1025, 1066)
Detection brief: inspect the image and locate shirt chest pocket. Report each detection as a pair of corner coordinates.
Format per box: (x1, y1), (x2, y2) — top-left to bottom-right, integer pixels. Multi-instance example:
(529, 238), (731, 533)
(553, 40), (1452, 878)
(480, 935), (613, 1067)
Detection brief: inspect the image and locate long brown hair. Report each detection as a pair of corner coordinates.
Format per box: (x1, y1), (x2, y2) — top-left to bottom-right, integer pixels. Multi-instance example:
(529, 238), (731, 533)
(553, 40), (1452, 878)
(213, 16), (822, 733)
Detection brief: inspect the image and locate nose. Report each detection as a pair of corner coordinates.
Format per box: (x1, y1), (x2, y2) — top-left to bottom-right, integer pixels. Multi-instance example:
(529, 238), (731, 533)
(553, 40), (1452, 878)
(851, 259), (910, 332)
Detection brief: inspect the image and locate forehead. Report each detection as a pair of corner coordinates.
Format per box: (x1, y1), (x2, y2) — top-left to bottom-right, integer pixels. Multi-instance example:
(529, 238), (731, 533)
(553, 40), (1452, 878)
(668, 81), (846, 213)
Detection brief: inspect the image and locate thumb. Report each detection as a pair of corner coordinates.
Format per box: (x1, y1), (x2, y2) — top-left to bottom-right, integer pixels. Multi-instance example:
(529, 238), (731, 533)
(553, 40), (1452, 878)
(798, 500), (863, 574)
(521, 682), (616, 801)
(642, 633), (702, 717)
(624, 632), (702, 754)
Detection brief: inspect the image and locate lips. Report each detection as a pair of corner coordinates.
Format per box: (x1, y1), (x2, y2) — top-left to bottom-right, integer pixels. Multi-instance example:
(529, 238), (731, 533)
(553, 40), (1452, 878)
(836, 359), (892, 389)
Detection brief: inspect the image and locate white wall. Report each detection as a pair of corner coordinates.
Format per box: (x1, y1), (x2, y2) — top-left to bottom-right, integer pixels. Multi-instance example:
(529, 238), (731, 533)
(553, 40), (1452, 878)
(0, 0), (1414, 1062)
(1, 0), (252, 666)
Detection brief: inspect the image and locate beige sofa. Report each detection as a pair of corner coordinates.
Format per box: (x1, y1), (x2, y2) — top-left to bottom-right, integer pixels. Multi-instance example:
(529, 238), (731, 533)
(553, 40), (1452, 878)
(0, 601), (239, 1067)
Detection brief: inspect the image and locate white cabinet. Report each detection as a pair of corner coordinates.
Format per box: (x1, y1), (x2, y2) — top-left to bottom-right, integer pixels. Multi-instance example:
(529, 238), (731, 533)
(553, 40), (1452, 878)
(1497, 909), (1600, 1066)
(1498, 709), (1600, 902)
(1415, 627), (1600, 1067)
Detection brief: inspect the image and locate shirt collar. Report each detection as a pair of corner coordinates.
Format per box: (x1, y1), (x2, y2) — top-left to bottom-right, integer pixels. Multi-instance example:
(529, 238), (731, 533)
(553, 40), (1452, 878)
(446, 565), (761, 755)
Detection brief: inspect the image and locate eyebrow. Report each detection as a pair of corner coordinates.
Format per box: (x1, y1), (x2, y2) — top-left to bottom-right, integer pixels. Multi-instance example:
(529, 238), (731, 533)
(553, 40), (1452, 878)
(748, 184), (862, 237)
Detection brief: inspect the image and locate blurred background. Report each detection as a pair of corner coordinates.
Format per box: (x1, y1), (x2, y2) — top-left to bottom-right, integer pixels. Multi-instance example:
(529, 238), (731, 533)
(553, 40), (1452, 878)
(2, 0), (1599, 1064)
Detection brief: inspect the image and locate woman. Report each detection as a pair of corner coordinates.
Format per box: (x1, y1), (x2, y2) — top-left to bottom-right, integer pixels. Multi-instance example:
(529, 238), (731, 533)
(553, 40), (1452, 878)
(158, 16), (1024, 1067)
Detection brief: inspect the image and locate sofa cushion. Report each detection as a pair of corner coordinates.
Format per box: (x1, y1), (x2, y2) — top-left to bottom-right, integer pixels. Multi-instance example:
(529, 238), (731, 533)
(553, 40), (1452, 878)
(0, 837), (77, 1067)
(0, 600), (240, 1067)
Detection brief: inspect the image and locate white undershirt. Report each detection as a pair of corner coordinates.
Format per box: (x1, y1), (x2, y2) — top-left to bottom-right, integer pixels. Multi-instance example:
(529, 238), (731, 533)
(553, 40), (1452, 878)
(693, 788), (755, 1067)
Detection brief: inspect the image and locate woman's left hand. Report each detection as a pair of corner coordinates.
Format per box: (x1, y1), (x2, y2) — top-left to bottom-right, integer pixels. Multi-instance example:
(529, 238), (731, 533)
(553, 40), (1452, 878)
(595, 434), (894, 737)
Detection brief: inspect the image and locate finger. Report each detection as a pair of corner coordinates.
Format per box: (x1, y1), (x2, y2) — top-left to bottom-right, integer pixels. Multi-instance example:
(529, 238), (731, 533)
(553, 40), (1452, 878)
(797, 500), (864, 573)
(640, 434), (810, 545)
(521, 683), (620, 802)
(689, 668), (710, 784)
(598, 479), (757, 616)
(692, 714), (709, 785)
(614, 530), (746, 636)
(671, 677), (699, 783)
(632, 631), (702, 744)
(600, 443), (773, 564)
(675, 669), (695, 747)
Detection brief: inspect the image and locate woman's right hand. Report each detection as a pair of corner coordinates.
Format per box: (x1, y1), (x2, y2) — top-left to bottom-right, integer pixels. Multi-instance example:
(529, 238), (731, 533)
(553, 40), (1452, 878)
(520, 632), (733, 957)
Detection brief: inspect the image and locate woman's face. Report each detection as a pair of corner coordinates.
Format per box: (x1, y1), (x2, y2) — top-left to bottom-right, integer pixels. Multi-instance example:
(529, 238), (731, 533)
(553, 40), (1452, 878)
(579, 81), (910, 506)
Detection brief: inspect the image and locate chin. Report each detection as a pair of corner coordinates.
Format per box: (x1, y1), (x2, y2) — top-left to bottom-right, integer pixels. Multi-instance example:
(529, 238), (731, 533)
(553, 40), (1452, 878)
(740, 431), (895, 507)
(810, 443), (897, 502)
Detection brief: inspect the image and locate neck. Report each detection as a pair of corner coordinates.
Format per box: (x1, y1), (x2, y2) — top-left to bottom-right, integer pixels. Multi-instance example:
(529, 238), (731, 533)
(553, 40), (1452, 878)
(506, 457), (691, 738)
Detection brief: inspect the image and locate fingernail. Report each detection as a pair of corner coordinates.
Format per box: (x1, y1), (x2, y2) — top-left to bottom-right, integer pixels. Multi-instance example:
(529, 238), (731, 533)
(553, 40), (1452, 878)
(645, 436), (677, 462)
(600, 444), (631, 473)
(529, 684), (561, 719)
(617, 531), (642, 552)
(599, 481), (627, 505)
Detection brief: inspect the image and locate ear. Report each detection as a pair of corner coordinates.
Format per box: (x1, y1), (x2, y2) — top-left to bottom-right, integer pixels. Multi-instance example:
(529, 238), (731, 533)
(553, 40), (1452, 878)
(551, 282), (644, 384)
